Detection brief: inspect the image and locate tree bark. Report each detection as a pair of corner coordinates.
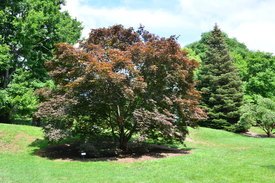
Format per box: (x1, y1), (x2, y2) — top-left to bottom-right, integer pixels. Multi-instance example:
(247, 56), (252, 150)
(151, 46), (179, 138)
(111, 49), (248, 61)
(3, 69), (9, 88)
(119, 136), (128, 151)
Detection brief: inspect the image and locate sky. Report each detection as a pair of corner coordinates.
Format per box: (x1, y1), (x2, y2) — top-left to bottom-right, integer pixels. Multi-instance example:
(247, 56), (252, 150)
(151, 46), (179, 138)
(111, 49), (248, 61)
(63, 0), (275, 54)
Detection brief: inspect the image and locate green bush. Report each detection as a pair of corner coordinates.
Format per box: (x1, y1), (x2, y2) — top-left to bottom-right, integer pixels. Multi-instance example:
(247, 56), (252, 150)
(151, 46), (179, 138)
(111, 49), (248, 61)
(239, 96), (275, 136)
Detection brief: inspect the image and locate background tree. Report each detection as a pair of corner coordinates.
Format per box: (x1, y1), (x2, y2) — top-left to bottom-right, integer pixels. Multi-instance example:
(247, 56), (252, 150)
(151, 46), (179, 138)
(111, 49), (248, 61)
(187, 27), (275, 132)
(187, 30), (275, 101)
(197, 25), (243, 130)
(0, 0), (82, 122)
(244, 52), (275, 99)
(239, 97), (275, 137)
(37, 25), (205, 151)
(188, 31), (249, 80)
(0, 39), (11, 122)
(182, 47), (202, 80)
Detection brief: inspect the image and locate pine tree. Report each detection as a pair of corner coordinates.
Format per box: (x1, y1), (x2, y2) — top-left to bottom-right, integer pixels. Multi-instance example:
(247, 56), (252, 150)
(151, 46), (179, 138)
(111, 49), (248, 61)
(198, 25), (243, 130)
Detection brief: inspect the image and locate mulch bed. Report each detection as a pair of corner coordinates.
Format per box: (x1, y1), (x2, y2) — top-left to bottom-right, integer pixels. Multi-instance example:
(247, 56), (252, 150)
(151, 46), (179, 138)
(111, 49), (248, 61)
(35, 142), (190, 162)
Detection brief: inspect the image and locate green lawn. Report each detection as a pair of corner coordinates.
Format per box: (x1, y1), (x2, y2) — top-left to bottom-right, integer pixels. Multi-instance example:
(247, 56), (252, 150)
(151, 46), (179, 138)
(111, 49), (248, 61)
(0, 123), (274, 183)
(249, 126), (269, 135)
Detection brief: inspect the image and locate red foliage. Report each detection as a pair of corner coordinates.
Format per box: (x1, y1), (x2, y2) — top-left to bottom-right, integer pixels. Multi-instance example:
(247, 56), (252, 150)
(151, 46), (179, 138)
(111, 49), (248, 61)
(40, 25), (206, 150)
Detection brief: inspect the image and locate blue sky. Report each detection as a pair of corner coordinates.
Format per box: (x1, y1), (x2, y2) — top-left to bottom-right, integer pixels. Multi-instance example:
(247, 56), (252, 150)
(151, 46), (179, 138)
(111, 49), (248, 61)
(63, 0), (275, 54)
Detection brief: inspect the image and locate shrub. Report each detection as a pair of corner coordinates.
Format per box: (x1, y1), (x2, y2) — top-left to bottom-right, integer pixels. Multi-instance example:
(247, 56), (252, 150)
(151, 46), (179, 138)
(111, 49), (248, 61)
(239, 96), (275, 137)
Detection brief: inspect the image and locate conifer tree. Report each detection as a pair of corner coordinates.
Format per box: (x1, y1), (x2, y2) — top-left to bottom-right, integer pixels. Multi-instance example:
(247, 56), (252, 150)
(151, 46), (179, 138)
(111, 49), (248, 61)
(198, 25), (243, 130)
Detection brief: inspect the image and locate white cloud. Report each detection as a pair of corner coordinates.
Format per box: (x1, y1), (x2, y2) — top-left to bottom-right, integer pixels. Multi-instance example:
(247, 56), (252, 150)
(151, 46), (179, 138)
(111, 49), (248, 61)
(62, 0), (191, 39)
(63, 0), (275, 54)
(179, 0), (275, 53)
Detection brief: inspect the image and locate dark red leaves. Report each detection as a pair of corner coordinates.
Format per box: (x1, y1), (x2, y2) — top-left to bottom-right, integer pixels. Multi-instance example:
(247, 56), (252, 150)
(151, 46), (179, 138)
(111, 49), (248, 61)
(40, 25), (205, 147)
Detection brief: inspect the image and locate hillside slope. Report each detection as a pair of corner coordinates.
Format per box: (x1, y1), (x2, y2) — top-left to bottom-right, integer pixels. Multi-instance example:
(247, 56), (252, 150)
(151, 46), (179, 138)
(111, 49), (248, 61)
(0, 124), (274, 183)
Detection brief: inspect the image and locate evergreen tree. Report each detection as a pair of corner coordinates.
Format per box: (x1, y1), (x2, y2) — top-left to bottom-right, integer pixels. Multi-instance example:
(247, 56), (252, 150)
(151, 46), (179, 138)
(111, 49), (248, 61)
(187, 30), (249, 80)
(198, 25), (243, 130)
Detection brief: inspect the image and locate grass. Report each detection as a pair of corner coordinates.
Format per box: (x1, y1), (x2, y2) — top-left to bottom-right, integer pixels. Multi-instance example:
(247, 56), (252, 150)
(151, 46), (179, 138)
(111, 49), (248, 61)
(0, 123), (274, 183)
(249, 126), (269, 135)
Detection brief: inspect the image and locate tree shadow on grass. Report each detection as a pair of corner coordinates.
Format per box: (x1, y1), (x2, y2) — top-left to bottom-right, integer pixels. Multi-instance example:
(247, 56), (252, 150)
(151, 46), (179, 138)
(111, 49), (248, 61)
(29, 138), (192, 162)
(261, 165), (275, 171)
(240, 132), (275, 138)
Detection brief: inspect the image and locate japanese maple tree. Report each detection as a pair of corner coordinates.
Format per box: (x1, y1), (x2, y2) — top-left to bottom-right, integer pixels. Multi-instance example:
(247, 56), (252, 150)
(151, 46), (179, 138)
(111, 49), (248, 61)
(38, 25), (205, 150)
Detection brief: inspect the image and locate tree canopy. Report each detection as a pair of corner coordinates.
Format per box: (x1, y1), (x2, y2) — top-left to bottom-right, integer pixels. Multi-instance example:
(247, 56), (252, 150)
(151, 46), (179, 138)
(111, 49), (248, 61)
(36, 25), (206, 150)
(187, 30), (249, 79)
(0, 0), (82, 122)
(239, 97), (275, 137)
(187, 28), (275, 102)
(244, 51), (275, 99)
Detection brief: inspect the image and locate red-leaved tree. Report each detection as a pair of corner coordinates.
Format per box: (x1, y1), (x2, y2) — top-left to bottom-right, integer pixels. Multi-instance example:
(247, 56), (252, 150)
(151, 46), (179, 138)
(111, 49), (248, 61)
(37, 25), (205, 150)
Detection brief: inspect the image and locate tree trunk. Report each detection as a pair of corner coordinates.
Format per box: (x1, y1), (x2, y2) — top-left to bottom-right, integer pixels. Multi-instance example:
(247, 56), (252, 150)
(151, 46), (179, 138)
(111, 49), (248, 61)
(118, 127), (129, 151)
(116, 105), (129, 151)
(3, 69), (9, 88)
(119, 137), (128, 151)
